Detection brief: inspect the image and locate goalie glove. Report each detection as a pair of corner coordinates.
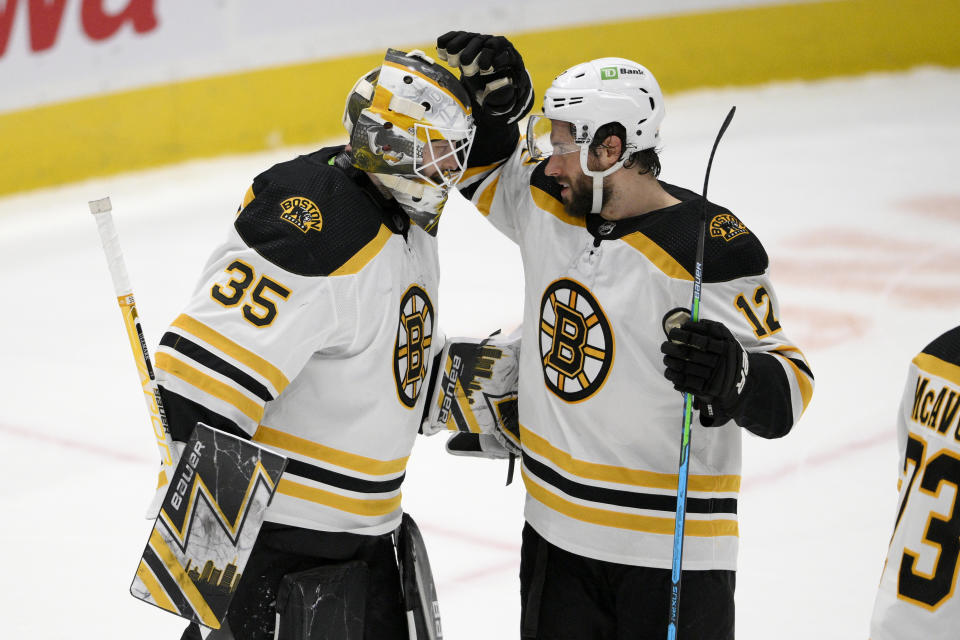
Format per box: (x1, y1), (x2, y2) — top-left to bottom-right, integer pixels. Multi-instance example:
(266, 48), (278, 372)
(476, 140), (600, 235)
(436, 31), (534, 127)
(446, 433), (513, 459)
(661, 312), (749, 414)
(422, 332), (521, 458)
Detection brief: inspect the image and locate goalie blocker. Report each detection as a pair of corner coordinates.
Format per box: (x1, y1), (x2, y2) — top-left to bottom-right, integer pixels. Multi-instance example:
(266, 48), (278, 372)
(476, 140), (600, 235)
(130, 422), (287, 630)
(138, 423), (444, 639)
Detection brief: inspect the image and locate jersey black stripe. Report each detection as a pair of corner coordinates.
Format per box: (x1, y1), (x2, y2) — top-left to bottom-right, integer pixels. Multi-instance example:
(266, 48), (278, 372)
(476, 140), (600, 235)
(141, 544), (195, 620)
(284, 459), (405, 494)
(161, 332), (273, 402)
(460, 180), (483, 202)
(785, 355), (814, 379)
(522, 452), (737, 515)
(157, 387), (252, 442)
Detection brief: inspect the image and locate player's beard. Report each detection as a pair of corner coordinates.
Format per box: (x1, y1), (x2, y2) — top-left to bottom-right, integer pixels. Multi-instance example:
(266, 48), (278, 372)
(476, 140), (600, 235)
(562, 173), (610, 218)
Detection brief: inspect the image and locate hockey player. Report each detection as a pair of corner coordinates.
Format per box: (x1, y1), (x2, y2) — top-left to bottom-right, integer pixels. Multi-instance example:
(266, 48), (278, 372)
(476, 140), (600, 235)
(152, 48), (475, 640)
(435, 32), (815, 638)
(870, 325), (960, 640)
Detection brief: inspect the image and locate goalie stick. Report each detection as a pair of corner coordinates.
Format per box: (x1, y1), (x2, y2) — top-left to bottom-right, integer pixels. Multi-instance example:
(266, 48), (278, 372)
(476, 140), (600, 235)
(90, 197), (289, 630)
(667, 106), (736, 640)
(89, 197), (177, 481)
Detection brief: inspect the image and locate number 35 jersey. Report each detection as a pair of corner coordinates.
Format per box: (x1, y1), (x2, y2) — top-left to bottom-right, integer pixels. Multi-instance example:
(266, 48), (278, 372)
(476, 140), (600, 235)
(871, 326), (960, 640)
(464, 146), (814, 570)
(154, 147), (441, 536)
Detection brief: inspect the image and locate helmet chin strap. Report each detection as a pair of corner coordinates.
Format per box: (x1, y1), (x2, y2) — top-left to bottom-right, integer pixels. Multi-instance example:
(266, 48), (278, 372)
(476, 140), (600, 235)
(580, 147), (624, 214)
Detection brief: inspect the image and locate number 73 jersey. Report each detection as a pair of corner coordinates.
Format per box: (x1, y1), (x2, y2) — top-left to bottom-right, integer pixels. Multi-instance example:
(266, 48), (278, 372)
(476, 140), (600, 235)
(871, 326), (960, 640)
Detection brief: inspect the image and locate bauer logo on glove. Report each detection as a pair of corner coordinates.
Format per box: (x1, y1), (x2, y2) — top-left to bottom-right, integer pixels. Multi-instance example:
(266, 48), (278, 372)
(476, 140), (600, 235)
(422, 333), (520, 456)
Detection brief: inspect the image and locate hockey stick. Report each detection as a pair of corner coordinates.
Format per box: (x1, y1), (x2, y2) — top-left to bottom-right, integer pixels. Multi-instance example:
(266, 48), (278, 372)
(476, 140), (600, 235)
(667, 106), (736, 640)
(89, 197), (177, 480)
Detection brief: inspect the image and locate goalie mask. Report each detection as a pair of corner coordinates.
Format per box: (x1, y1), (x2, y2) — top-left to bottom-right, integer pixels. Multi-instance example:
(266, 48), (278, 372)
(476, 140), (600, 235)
(526, 57), (665, 214)
(343, 48), (476, 234)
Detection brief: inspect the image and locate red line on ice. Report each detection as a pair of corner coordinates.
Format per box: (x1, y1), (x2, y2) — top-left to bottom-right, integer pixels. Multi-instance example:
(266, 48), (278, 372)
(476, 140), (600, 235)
(420, 522), (520, 553)
(0, 422), (153, 464)
(440, 559), (520, 591)
(742, 428), (896, 490)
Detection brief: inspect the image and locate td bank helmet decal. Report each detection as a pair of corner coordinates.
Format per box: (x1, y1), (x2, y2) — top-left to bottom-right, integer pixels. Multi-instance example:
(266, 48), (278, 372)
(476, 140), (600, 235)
(539, 278), (614, 402)
(394, 285), (434, 408)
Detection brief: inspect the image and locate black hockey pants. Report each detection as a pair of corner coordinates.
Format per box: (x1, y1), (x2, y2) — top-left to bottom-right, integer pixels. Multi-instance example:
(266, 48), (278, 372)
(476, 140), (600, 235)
(520, 523), (736, 639)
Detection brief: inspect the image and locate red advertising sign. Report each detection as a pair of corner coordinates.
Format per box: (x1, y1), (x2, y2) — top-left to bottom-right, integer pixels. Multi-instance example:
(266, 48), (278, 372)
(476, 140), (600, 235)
(0, 0), (157, 57)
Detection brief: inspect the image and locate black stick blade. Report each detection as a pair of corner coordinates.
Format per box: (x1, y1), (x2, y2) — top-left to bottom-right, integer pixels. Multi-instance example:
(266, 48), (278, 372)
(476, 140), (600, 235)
(702, 106), (737, 203)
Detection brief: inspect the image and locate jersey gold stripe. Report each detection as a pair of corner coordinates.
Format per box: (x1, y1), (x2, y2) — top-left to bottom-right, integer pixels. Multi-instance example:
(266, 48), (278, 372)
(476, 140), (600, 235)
(241, 184), (255, 211)
(529, 186), (585, 228)
(914, 352), (960, 387)
(476, 174), (501, 217)
(148, 529), (221, 628)
(156, 352), (264, 424)
(520, 424), (740, 493)
(381, 59), (471, 114)
(620, 232), (694, 281)
(172, 314), (289, 393)
(330, 224), (393, 276)
(522, 469), (738, 537)
(771, 350), (814, 414)
(461, 163), (500, 184)
(136, 560), (177, 613)
(253, 425), (409, 475)
(277, 478), (402, 516)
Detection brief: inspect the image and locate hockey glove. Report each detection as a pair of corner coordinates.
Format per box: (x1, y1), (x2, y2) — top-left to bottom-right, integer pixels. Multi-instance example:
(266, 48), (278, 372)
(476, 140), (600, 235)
(436, 31), (534, 126)
(661, 317), (749, 412)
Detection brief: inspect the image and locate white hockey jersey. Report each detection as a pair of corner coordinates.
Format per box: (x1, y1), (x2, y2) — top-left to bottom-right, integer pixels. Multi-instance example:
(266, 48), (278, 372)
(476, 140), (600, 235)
(463, 145), (814, 569)
(870, 326), (960, 640)
(154, 147), (441, 536)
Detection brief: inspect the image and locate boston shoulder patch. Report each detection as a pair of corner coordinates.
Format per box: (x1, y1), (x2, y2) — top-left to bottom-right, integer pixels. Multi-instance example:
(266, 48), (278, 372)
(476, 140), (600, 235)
(236, 154), (392, 277)
(394, 285), (435, 408)
(709, 212), (749, 242)
(539, 278), (614, 402)
(279, 196), (323, 234)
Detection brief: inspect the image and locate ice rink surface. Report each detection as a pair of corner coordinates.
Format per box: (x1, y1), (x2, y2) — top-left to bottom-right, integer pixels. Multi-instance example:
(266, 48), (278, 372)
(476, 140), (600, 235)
(1, 67), (958, 638)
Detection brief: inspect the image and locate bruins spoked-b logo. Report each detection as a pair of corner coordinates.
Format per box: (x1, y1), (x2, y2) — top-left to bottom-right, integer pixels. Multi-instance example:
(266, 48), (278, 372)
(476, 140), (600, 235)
(709, 213), (749, 242)
(540, 279), (614, 402)
(394, 285), (434, 408)
(279, 196), (323, 233)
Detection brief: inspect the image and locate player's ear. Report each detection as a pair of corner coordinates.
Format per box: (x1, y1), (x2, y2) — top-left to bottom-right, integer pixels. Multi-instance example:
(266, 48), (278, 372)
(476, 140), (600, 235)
(603, 135), (622, 160)
(593, 135), (622, 169)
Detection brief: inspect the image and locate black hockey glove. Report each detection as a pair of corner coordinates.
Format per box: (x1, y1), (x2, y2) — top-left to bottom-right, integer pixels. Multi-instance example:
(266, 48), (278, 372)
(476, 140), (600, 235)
(661, 318), (750, 412)
(436, 31), (533, 127)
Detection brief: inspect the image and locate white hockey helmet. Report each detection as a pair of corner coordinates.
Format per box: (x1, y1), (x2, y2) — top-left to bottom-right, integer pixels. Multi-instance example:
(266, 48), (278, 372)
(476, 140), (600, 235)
(343, 48), (476, 234)
(526, 57), (665, 213)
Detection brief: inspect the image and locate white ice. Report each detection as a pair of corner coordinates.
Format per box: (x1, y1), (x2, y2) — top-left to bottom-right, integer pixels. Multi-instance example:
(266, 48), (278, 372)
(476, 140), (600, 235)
(1, 67), (958, 638)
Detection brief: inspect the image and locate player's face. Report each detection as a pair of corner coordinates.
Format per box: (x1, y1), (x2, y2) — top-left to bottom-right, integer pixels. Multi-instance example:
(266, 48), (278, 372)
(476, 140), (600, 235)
(544, 123), (593, 217)
(420, 140), (461, 182)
